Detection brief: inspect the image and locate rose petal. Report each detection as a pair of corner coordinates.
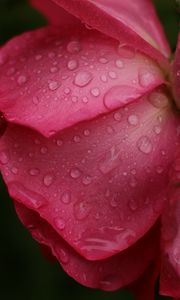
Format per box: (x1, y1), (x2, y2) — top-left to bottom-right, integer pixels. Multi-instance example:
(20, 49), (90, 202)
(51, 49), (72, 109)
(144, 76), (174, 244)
(172, 33), (180, 108)
(0, 26), (165, 137)
(14, 201), (160, 291)
(160, 151), (180, 298)
(0, 89), (178, 260)
(30, 0), (80, 27)
(51, 0), (170, 61)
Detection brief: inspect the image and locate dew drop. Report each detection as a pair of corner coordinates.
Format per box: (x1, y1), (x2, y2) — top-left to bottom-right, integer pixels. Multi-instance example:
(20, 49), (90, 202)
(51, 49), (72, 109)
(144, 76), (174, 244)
(35, 54), (42, 61)
(43, 174), (54, 186)
(74, 200), (91, 220)
(91, 87), (100, 97)
(73, 135), (81, 143)
(108, 71), (117, 79)
(32, 96), (40, 105)
(100, 74), (107, 82)
(156, 165), (164, 174)
(137, 136), (152, 154)
(61, 191), (71, 204)
(138, 69), (156, 88)
(128, 198), (138, 211)
(82, 175), (92, 185)
(56, 139), (63, 146)
(48, 80), (59, 91)
(0, 151), (9, 164)
(64, 87), (71, 95)
(83, 129), (90, 136)
(54, 217), (65, 230)
(113, 111), (122, 121)
(99, 57), (108, 64)
(154, 125), (161, 135)
(70, 168), (81, 179)
(11, 167), (18, 175)
(74, 71), (92, 87)
(50, 66), (58, 73)
(40, 146), (48, 154)
(29, 168), (40, 176)
(17, 75), (28, 85)
(149, 92), (169, 108)
(115, 59), (124, 69)
(127, 114), (139, 126)
(67, 59), (78, 70)
(82, 96), (89, 103)
(67, 40), (81, 53)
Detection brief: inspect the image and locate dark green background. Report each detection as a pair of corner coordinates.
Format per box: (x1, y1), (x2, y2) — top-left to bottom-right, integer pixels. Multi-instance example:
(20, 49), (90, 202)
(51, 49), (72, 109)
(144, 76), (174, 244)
(0, 1), (178, 299)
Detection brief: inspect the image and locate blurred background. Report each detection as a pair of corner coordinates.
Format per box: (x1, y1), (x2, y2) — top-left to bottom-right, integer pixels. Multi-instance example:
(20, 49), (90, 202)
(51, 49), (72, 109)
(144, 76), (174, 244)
(0, 0), (178, 299)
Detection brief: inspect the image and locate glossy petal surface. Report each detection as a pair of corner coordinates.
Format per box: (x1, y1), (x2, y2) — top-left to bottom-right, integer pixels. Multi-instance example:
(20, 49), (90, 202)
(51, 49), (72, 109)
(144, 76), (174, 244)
(0, 90), (178, 260)
(15, 201), (160, 291)
(52, 0), (170, 62)
(0, 27), (164, 137)
(172, 33), (180, 108)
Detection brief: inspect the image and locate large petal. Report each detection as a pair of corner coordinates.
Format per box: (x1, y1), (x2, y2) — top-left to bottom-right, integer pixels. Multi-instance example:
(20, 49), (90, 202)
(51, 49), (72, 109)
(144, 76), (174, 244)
(160, 151), (180, 298)
(0, 89), (178, 260)
(0, 26), (165, 137)
(30, 0), (80, 27)
(14, 201), (160, 291)
(51, 0), (170, 62)
(172, 33), (180, 108)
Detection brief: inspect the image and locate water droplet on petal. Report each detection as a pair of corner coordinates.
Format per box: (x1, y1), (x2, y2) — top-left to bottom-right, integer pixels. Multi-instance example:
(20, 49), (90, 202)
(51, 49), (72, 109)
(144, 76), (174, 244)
(127, 114), (139, 125)
(138, 69), (156, 88)
(74, 200), (91, 220)
(48, 80), (59, 91)
(58, 248), (69, 264)
(73, 135), (81, 143)
(11, 167), (18, 174)
(67, 59), (78, 70)
(35, 54), (42, 61)
(17, 75), (28, 85)
(67, 40), (81, 53)
(83, 129), (90, 136)
(32, 96), (40, 105)
(137, 136), (152, 154)
(54, 217), (65, 230)
(100, 274), (121, 291)
(50, 66), (58, 73)
(128, 198), (138, 211)
(82, 96), (89, 103)
(154, 125), (161, 134)
(91, 87), (100, 97)
(115, 59), (124, 69)
(149, 92), (169, 108)
(99, 57), (108, 64)
(100, 74), (107, 82)
(156, 165), (164, 174)
(70, 168), (81, 179)
(56, 139), (63, 146)
(0, 151), (9, 164)
(108, 71), (117, 79)
(43, 174), (54, 186)
(82, 175), (92, 185)
(74, 71), (92, 87)
(29, 168), (40, 176)
(61, 191), (71, 204)
(40, 146), (48, 154)
(113, 111), (122, 121)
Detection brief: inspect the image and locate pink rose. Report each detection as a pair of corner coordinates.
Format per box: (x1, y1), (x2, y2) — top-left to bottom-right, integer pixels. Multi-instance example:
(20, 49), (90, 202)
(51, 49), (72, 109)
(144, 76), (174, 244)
(0, 0), (180, 298)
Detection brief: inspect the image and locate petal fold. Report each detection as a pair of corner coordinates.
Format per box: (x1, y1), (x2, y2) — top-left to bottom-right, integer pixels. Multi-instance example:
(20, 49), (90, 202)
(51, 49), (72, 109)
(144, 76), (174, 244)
(0, 27), (165, 137)
(0, 89), (178, 260)
(51, 0), (170, 62)
(15, 201), (160, 291)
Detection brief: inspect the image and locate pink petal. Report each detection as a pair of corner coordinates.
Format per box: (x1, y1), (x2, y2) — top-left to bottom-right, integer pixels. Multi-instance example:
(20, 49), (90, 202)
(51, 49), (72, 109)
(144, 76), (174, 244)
(51, 0), (170, 61)
(0, 89), (178, 260)
(172, 33), (180, 108)
(160, 152), (180, 298)
(30, 0), (80, 27)
(0, 27), (165, 137)
(14, 201), (160, 291)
